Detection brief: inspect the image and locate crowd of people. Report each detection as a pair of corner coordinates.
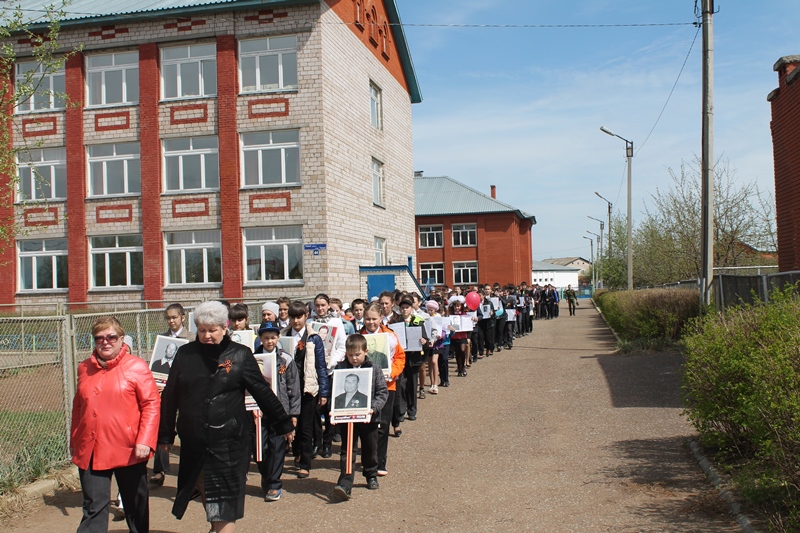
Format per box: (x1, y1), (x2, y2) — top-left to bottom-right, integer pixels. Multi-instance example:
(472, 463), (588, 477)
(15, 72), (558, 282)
(69, 282), (575, 532)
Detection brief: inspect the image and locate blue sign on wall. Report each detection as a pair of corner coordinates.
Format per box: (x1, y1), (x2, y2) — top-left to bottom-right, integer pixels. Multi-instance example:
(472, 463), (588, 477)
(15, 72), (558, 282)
(304, 243), (327, 256)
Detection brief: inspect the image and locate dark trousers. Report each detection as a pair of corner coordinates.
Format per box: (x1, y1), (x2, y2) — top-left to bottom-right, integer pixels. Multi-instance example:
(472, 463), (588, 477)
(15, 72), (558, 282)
(503, 321), (515, 347)
(78, 460), (148, 533)
(437, 345), (450, 384)
(256, 425), (287, 491)
(313, 396), (334, 449)
(376, 390), (395, 471)
(337, 422), (379, 490)
(402, 364), (419, 417)
(494, 316), (507, 348)
(568, 300), (576, 315)
(470, 329), (482, 357)
(295, 393), (317, 470)
(479, 319), (495, 353)
(452, 340), (469, 374)
(152, 447), (170, 475)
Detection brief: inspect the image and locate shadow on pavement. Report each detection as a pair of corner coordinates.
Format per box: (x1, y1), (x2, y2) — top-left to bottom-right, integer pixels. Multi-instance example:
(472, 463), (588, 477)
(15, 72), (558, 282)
(583, 352), (684, 409)
(602, 436), (735, 532)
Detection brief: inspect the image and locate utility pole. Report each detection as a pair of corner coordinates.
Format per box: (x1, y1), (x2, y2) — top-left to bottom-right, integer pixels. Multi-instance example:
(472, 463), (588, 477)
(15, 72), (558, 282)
(700, 0), (715, 306)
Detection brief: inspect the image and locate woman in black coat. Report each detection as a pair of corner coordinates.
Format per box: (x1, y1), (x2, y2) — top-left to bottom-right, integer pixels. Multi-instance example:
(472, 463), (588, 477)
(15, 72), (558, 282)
(159, 301), (293, 533)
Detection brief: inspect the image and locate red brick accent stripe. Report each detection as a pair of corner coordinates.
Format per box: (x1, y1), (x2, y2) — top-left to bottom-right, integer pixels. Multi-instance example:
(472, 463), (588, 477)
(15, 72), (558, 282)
(88, 25), (130, 40)
(163, 18), (206, 32)
(169, 103), (208, 125)
(244, 10), (288, 24)
(249, 192), (291, 213)
(248, 98), (289, 119)
(22, 116), (57, 137)
(96, 204), (133, 223)
(23, 206), (59, 226)
(171, 198), (209, 218)
(94, 111), (131, 132)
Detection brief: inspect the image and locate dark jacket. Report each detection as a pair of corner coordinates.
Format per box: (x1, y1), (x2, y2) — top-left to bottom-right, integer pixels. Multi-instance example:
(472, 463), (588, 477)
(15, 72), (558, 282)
(158, 337), (292, 520)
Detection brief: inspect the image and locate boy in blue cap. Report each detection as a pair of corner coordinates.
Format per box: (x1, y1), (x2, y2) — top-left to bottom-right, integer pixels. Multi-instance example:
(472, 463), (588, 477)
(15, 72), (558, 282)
(254, 321), (301, 501)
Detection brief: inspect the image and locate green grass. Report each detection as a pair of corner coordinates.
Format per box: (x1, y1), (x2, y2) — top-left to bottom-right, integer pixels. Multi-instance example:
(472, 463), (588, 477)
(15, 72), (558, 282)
(0, 410), (68, 494)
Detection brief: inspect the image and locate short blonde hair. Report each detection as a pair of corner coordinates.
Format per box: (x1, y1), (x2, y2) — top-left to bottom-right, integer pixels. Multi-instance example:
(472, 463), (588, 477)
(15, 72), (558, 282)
(91, 316), (124, 337)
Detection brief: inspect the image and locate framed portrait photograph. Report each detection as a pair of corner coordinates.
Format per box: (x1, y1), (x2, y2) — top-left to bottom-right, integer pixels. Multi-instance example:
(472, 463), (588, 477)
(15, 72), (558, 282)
(278, 336), (296, 355)
(330, 367), (373, 424)
(149, 335), (190, 388)
(230, 329), (255, 350)
(307, 321), (337, 360)
(364, 332), (392, 378)
(245, 352), (278, 410)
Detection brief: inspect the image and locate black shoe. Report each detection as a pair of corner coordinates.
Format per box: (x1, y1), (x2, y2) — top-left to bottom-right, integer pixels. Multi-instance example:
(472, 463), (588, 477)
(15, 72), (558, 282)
(441, 381), (450, 387)
(332, 485), (351, 501)
(149, 472), (165, 486)
(333, 433), (342, 443)
(417, 388), (425, 399)
(311, 445), (318, 458)
(406, 414), (416, 421)
(367, 477), (380, 490)
(320, 445), (332, 458)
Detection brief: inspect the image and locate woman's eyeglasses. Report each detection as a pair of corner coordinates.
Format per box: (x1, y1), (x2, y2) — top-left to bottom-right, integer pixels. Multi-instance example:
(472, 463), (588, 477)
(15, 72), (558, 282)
(94, 334), (120, 344)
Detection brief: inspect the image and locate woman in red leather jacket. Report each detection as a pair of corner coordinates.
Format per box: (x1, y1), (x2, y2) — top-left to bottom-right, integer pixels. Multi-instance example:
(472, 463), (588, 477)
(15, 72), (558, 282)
(70, 316), (160, 533)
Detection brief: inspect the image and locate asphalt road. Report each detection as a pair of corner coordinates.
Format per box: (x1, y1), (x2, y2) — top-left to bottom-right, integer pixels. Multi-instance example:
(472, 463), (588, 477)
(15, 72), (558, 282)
(10, 302), (738, 532)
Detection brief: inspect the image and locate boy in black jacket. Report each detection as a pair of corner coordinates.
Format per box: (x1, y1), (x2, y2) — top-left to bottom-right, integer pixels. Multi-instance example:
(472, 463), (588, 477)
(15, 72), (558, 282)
(331, 334), (388, 501)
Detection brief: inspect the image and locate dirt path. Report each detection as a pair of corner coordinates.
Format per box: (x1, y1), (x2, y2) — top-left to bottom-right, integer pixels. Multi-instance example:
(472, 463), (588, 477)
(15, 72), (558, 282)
(10, 303), (737, 532)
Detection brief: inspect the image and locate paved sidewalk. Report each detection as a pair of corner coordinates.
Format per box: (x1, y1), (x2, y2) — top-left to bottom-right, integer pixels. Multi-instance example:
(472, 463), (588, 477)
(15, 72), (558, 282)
(11, 303), (737, 532)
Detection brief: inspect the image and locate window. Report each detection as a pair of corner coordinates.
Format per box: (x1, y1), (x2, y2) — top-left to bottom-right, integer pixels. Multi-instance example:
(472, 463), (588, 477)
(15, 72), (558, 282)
(242, 130), (300, 187)
(453, 261), (478, 285)
(18, 238), (68, 291)
(17, 148), (66, 201)
(15, 60), (65, 112)
(244, 226), (303, 283)
(239, 36), (298, 92)
(420, 263), (444, 285)
(86, 52), (139, 106)
(374, 237), (386, 266)
(164, 136), (219, 191)
(88, 143), (141, 197)
(372, 158), (384, 206)
(91, 235), (143, 288)
(165, 230), (221, 285)
(452, 223), (477, 247)
(370, 82), (382, 130)
(161, 43), (217, 99)
(418, 225), (443, 248)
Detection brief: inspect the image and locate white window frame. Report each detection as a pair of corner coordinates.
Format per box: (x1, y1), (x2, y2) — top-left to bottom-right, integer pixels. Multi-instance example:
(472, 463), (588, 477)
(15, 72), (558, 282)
(17, 148), (66, 201)
(165, 230), (222, 286)
(418, 225), (443, 249)
(15, 60), (65, 113)
(453, 261), (478, 285)
(17, 238), (68, 291)
(452, 223), (477, 247)
(90, 235), (144, 289)
(420, 263), (445, 285)
(163, 136), (219, 192)
(160, 43), (217, 100)
(87, 142), (141, 197)
(86, 51), (139, 107)
(241, 130), (300, 187)
(243, 226), (304, 284)
(374, 237), (386, 266)
(372, 158), (384, 207)
(370, 82), (382, 130)
(239, 35), (298, 93)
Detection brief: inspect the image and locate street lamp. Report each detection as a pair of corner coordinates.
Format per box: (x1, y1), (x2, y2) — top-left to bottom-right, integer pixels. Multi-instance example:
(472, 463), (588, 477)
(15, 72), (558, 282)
(594, 191), (613, 258)
(587, 231), (600, 290)
(588, 216), (605, 288)
(582, 235), (594, 292)
(600, 126), (633, 290)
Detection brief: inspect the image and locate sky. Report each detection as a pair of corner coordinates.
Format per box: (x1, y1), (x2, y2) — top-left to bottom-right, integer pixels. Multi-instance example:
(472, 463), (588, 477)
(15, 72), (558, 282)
(397, 0), (799, 261)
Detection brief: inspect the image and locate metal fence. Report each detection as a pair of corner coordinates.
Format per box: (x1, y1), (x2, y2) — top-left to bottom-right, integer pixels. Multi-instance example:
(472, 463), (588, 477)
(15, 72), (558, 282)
(715, 270), (800, 311)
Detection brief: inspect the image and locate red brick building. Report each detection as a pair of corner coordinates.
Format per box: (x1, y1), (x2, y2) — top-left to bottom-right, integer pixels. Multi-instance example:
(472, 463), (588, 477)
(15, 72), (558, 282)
(769, 54), (800, 272)
(414, 175), (535, 288)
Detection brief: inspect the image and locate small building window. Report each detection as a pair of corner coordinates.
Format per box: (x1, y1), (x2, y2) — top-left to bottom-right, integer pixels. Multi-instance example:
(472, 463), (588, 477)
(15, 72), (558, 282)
(452, 223), (477, 247)
(453, 261), (478, 285)
(165, 230), (221, 285)
(418, 225), (443, 248)
(18, 238), (68, 291)
(244, 226), (303, 283)
(161, 43), (217, 100)
(90, 235), (143, 288)
(240, 35), (298, 92)
(420, 262), (444, 285)
(88, 142), (141, 197)
(86, 51), (139, 107)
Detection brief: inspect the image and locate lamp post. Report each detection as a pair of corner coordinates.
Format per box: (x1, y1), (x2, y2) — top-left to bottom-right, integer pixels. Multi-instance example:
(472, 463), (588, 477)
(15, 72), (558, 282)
(587, 215), (605, 287)
(587, 231), (601, 290)
(594, 191), (612, 259)
(600, 126), (633, 290)
(582, 235), (595, 292)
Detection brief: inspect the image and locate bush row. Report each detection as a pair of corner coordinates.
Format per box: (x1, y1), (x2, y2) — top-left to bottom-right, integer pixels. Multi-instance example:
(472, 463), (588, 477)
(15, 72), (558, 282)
(594, 288), (701, 341)
(682, 290), (800, 529)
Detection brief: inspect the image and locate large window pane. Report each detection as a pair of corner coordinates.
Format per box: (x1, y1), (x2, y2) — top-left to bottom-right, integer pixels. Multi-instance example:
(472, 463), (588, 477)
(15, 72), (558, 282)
(20, 257), (33, 289)
(88, 72), (103, 106)
(263, 150), (282, 184)
(36, 257), (53, 289)
(263, 246), (284, 280)
(166, 157), (180, 190)
(167, 250), (182, 283)
(180, 62), (200, 96)
(283, 52), (297, 87)
(244, 151), (259, 186)
(202, 60), (216, 95)
(163, 64), (178, 98)
(207, 248), (221, 282)
(106, 160), (124, 194)
(128, 160), (141, 193)
(259, 55), (279, 89)
(287, 244), (302, 279)
(246, 246), (261, 281)
(126, 69), (139, 102)
(94, 254), (106, 287)
(129, 252), (143, 286)
(182, 154), (201, 189)
(105, 69), (123, 103)
(184, 249), (204, 283)
(108, 253), (127, 286)
(205, 153), (219, 188)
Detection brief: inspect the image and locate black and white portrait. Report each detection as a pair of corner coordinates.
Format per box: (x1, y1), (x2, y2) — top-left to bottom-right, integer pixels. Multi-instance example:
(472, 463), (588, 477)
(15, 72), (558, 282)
(149, 335), (190, 385)
(330, 367), (372, 423)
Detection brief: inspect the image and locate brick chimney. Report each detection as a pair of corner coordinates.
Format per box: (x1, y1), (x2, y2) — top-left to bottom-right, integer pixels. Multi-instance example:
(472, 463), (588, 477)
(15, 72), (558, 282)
(490, 185), (496, 199)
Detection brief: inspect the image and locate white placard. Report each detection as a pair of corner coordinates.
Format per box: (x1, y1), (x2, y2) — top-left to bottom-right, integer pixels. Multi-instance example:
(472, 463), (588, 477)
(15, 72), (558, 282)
(229, 329), (255, 351)
(246, 352), (278, 410)
(365, 332), (392, 378)
(388, 322), (406, 349)
(278, 336), (296, 356)
(149, 335), (190, 388)
(330, 367), (373, 424)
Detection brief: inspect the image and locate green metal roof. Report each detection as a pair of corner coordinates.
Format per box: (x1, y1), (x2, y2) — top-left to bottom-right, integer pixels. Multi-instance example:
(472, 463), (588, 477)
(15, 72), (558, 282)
(18, 0), (421, 103)
(414, 175), (536, 223)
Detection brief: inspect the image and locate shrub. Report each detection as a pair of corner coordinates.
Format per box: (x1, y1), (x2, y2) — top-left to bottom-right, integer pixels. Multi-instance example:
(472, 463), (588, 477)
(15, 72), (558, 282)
(595, 288), (701, 342)
(682, 290), (800, 529)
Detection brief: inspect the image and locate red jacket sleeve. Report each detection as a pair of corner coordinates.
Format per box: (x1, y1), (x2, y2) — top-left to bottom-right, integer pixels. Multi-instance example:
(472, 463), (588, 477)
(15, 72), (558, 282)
(132, 358), (161, 451)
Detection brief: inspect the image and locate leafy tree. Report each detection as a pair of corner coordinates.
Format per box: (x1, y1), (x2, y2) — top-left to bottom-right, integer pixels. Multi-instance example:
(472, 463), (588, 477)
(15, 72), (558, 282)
(0, 1), (75, 250)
